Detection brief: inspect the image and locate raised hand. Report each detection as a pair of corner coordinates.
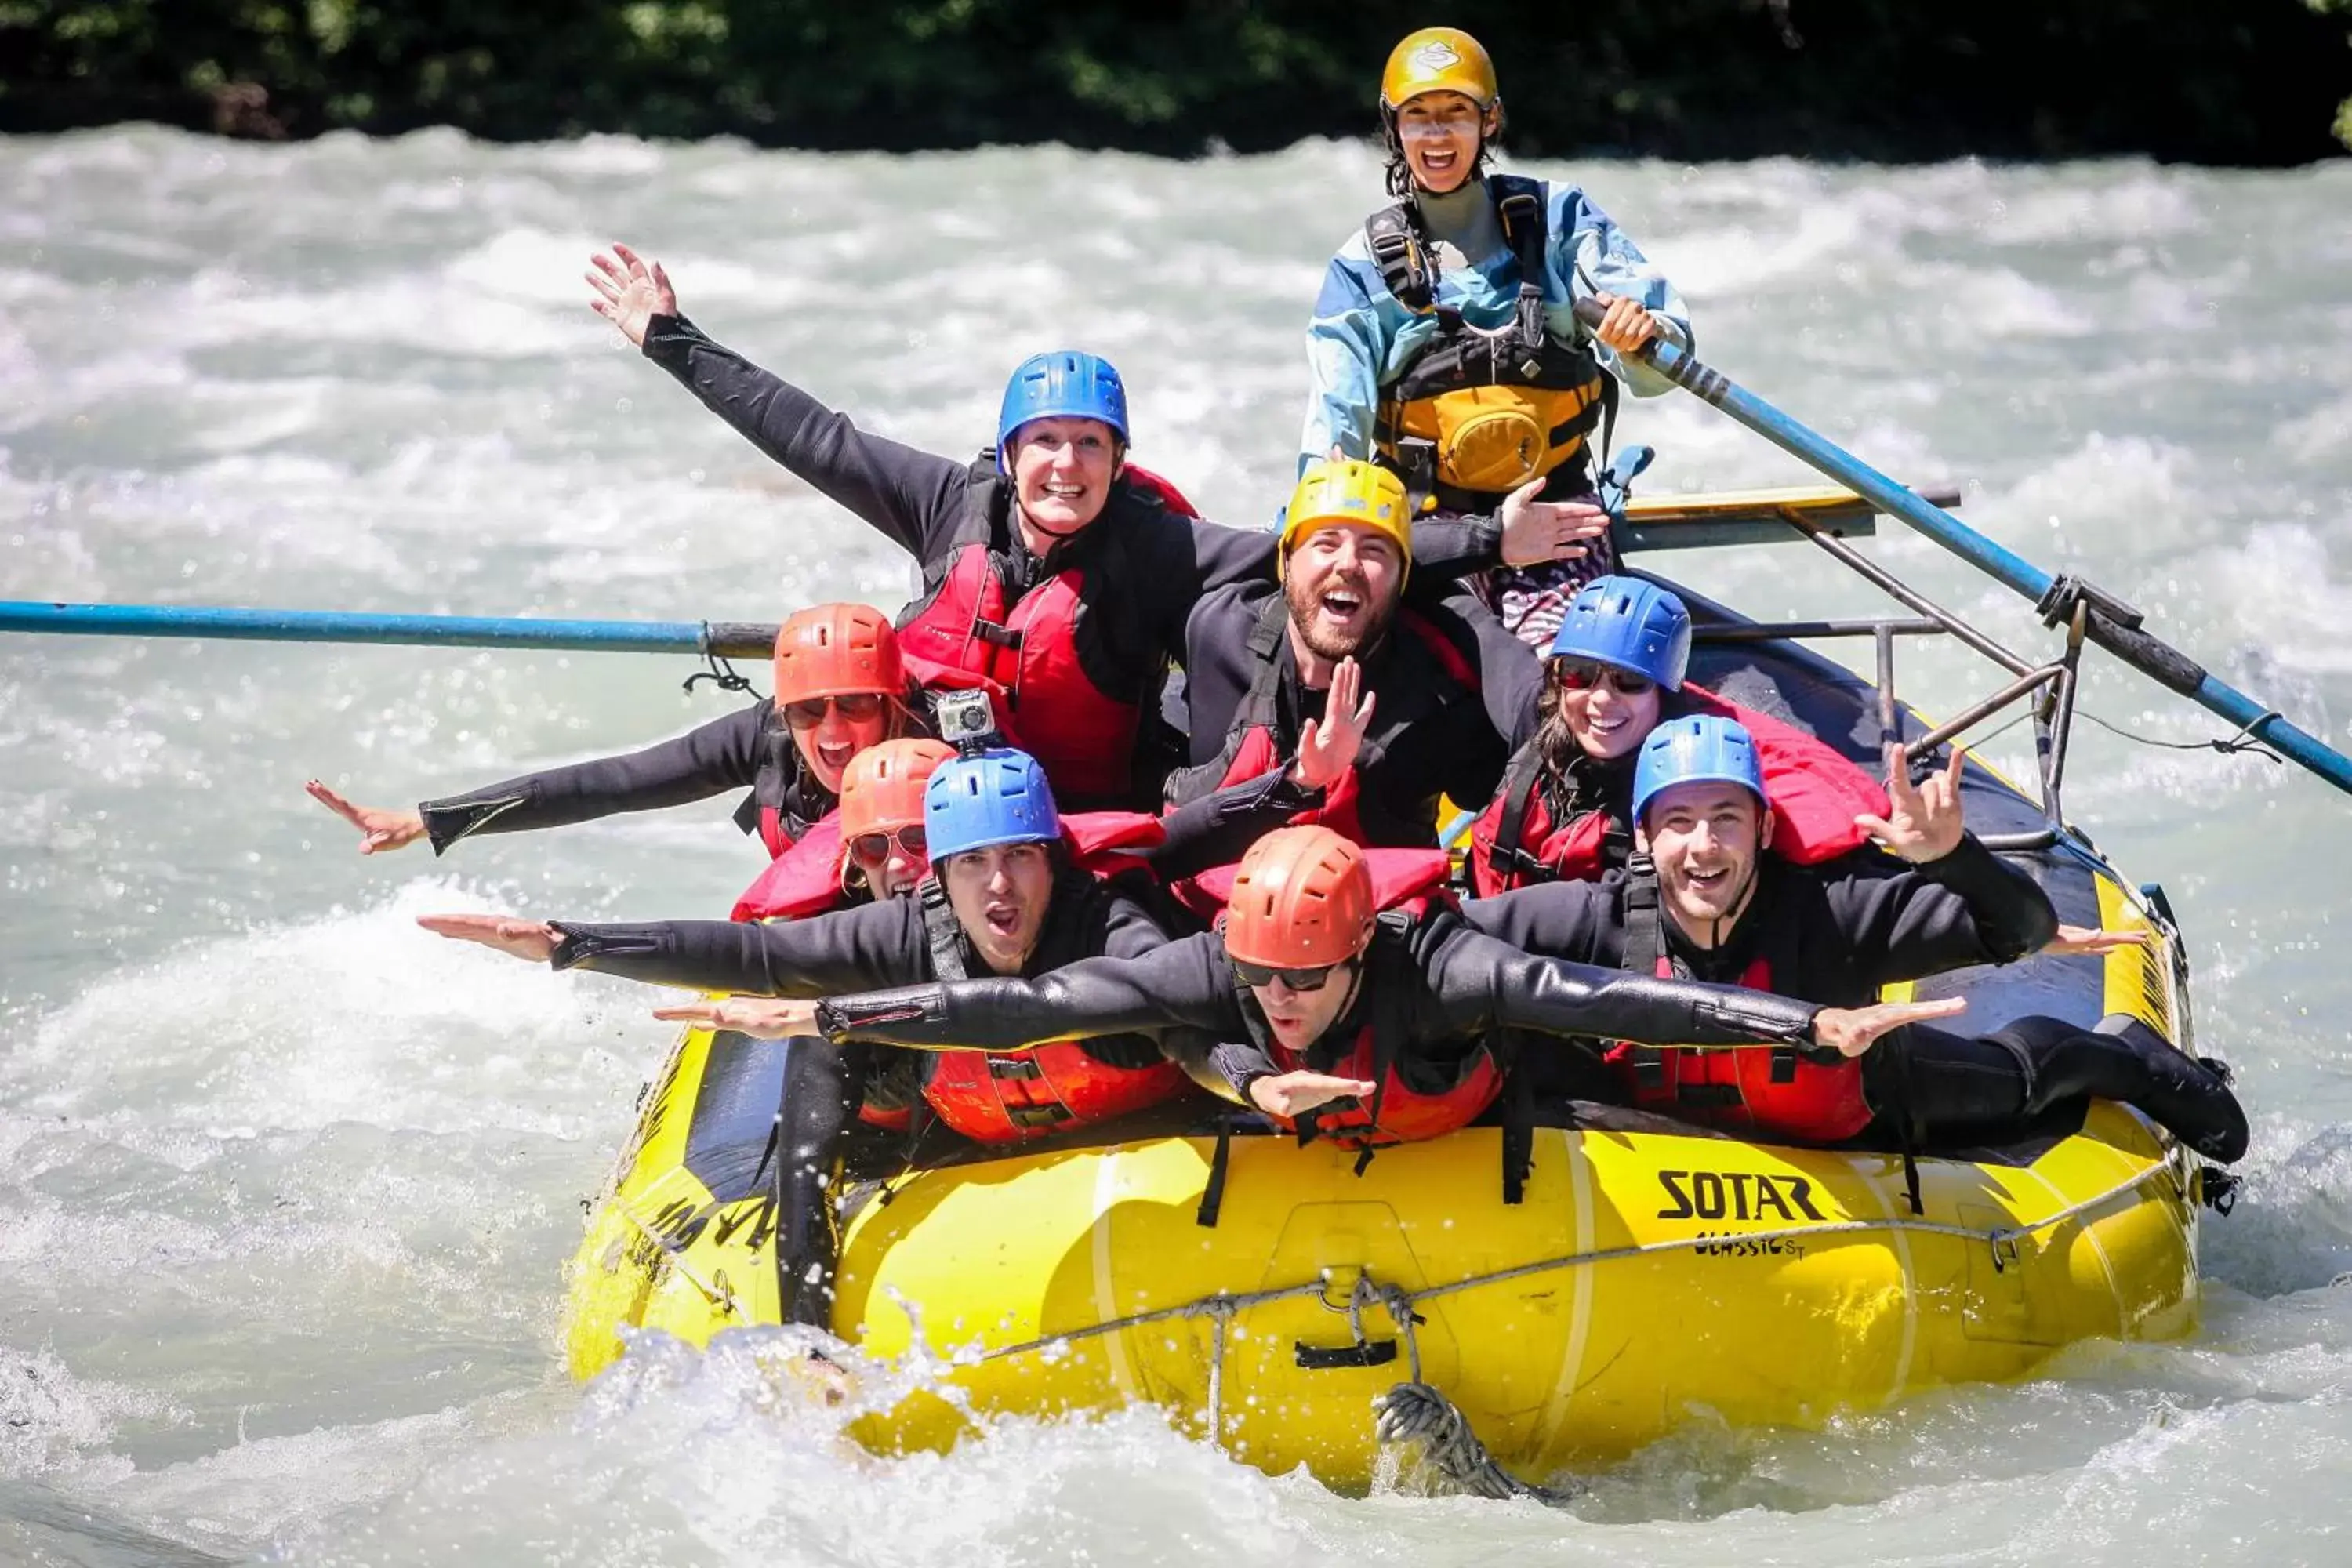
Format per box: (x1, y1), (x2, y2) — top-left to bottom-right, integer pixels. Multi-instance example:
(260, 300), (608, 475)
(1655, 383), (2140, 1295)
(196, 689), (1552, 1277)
(305, 779), (426, 855)
(2042, 924), (2154, 958)
(417, 913), (561, 963)
(1588, 291), (1662, 356)
(585, 241), (677, 348)
(1498, 478), (1612, 568)
(1290, 656), (1377, 792)
(1249, 1069), (1378, 1118)
(1810, 995), (1967, 1059)
(1854, 742), (1968, 864)
(652, 996), (823, 1038)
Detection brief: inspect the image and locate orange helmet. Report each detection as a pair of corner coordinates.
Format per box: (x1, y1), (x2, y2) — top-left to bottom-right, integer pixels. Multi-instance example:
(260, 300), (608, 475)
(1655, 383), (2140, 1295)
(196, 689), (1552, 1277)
(771, 603), (902, 706)
(838, 738), (955, 848)
(1221, 826), (1377, 971)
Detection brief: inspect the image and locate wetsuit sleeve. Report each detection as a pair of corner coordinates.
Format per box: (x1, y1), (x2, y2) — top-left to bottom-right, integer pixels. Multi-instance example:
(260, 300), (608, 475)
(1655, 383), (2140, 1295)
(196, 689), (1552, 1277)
(416, 702), (770, 854)
(546, 898), (924, 996)
(1421, 926), (1822, 1047)
(1549, 186), (1691, 400)
(1824, 835), (2060, 988)
(1458, 881), (1619, 964)
(1299, 249), (1392, 474)
(1449, 590), (1547, 750)
(639, 313), (971, 561)
(812, 932), (1242, 1051)
(1150, 768), (1327, 879)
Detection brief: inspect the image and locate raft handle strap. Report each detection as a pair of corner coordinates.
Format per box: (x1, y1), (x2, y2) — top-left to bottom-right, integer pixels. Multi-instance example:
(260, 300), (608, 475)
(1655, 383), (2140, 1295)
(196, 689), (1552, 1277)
(1195, 1124), (1233, 1229)
(1294, 1340), (1397, 1370)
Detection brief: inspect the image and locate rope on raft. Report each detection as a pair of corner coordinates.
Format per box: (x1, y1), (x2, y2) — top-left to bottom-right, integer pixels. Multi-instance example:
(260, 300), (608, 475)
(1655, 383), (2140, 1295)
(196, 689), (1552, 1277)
(615, 1152), (2180, 1499)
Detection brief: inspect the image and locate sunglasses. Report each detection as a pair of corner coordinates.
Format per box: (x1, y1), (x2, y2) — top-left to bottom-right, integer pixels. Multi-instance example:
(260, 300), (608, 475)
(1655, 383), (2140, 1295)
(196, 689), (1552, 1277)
(783, 692), (887, 728)
(1555, 661), (1656, 697)
(1230, 956), (1349, 993)
(848, 825), (927, 862)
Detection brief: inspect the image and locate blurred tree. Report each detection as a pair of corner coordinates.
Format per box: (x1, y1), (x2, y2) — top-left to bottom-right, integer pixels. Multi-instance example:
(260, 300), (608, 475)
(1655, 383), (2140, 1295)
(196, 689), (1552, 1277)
(0, 0), (2344, 162)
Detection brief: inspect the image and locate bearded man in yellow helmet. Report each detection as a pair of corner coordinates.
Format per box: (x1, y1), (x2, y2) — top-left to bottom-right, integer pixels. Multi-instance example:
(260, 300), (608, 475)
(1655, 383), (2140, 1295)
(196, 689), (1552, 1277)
(1301, 27), (1694, 649)
(1164, 457), (1544, 848)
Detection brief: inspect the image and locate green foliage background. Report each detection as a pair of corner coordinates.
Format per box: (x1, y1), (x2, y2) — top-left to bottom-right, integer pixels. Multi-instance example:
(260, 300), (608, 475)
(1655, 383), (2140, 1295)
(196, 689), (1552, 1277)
(2, 0), (2347, 161)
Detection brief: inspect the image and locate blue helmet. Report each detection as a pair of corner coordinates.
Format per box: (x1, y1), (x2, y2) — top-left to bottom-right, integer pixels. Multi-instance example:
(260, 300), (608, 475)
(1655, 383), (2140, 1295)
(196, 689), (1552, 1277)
(924, 747), (1063, 862)
(1632, 715), (1767, 826)
(1549, 575), (1691, 691)
(996, 351), (1129, 464)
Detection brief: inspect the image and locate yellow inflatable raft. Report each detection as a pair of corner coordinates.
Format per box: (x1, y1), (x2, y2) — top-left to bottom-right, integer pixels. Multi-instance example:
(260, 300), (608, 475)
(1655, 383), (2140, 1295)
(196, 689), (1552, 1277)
(561, 597), (2225, 1491)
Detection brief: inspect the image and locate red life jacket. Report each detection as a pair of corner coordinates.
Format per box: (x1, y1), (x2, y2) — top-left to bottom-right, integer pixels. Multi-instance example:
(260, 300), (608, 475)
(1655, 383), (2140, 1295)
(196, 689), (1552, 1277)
(894, 465), (1196, 806)
(728, 814), (846, 922)
(1232, 849), (1504, 1153)
(1602, 864), (1873, 1143)
(1466, 683), (1890, 896)
(912, 870), (1188, 1144)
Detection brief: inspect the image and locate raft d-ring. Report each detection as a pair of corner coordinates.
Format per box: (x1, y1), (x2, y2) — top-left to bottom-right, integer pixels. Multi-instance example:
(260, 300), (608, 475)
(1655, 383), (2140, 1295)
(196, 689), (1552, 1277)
(1315, 1265), (1367, 1317)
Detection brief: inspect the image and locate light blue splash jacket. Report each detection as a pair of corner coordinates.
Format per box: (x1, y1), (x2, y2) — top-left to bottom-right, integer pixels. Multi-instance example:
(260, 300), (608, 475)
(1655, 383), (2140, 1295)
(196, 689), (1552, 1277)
(1300, 176), (1692, 474)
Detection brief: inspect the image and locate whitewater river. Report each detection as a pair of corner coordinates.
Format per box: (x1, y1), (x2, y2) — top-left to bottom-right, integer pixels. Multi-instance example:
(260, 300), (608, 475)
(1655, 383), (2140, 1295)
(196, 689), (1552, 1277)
(2, 127), (2349, 1564)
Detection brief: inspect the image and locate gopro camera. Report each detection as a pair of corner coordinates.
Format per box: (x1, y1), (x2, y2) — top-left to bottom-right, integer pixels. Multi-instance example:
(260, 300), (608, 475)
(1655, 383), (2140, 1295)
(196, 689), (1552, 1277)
(932, 688), (1005, 756)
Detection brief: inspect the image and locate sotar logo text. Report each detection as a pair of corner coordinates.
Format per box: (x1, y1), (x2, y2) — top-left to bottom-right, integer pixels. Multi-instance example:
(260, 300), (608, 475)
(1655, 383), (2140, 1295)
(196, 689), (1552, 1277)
(1656, 1168), (1829, 1224)
(1411, 41), (1462, 71)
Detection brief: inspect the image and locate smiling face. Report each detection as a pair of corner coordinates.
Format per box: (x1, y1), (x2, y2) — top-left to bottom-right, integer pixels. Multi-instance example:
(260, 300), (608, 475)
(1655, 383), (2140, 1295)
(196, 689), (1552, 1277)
(1250, 962), (1360, 1055)
(941, 841), (1057, 974)
(846, 832), (928, 901)
(1552, 664), (1664, 761)
(784, 696), (891, 793)
(1283, 524), (1406, 666)
(1007, 416), (1121, 543)
(1639, 781), (1773, 935)
(1393, 90), (1490, 194)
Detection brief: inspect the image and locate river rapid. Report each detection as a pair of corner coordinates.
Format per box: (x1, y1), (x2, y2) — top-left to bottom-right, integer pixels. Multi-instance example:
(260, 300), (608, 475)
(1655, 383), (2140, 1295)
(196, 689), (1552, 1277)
(2, 128), (2350, 1566)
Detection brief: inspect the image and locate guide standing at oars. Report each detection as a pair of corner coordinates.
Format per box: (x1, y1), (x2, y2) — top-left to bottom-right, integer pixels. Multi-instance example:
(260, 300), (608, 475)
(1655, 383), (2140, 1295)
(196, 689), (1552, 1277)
(1302, 26), (1693, 647)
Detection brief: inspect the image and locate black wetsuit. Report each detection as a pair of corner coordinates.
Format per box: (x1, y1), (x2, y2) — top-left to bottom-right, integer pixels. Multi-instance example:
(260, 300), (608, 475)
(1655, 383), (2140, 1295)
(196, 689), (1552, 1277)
(807, 910), (1824, 1112)
(1464, 840), (2248, 1160)
(551, 867), (1186, 1327)
(640, 314), (1510, 808)
(1164, 581), (1545, 846)
(418, 698), (828, 855)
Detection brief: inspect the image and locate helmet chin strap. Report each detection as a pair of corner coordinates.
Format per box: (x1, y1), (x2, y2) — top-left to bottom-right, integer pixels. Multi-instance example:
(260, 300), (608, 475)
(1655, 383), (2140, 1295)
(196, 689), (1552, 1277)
(1695, 852), (1763, 953)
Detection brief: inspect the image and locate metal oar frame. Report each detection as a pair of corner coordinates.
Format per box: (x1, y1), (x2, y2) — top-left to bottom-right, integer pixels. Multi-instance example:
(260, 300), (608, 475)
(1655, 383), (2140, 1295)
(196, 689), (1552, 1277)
(1650, 497), (2090, 855)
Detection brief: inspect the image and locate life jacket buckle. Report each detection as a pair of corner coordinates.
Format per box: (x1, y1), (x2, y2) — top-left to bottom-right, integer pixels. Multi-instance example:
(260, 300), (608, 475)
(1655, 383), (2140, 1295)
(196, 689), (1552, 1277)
(972, 619), (1022, 652)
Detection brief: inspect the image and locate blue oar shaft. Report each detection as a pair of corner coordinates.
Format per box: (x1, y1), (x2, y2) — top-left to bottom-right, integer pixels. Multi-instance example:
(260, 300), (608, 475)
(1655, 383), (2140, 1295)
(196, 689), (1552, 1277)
(0, 601), (782, 659)
(1584, 303), (2352, 800)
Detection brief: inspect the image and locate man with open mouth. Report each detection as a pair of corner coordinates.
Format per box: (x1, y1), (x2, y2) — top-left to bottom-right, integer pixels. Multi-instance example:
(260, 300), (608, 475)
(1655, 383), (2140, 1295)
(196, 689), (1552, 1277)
(1166, 458), (1548, 848)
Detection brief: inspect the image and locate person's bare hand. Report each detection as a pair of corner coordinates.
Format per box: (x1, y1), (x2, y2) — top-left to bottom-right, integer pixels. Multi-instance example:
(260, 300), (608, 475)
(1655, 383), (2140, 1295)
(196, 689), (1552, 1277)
(1809, 995), (1967, 1058)
(1855, 742), (1969, 864)
(1499, 481), (1611, 567)
(417, 913), (560, 963)
(1291, 657), (1376, 792)
(1588, 291), (1662, 356)
(2042, 924), (2154, 958)
(305, 779), (426, 854)
(586, 242), (677, 348)
(651, 996), (824, 1038)
(1249, 1069), (1377, 1118)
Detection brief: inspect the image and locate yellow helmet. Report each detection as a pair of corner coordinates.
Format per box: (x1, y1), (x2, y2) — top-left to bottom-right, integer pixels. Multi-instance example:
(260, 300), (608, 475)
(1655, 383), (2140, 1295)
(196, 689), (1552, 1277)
(1279, 459), (1413, 579)
(1380, 27), (1500, 111)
